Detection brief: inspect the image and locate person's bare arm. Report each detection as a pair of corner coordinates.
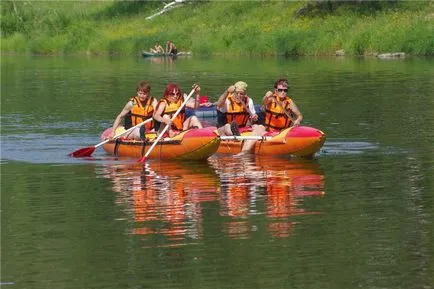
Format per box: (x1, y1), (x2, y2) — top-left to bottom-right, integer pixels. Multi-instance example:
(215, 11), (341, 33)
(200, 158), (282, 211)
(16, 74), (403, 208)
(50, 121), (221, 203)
(151, 98), (158, 110)
(216, 85), (235, 109)
(262, 91), (273, 107)
(110, 101), (133, 138)
(186, 84), (201, 109)
(290, 101), (303, 126)
(247, 97), (258, 122)
(153, 102), (170, 125)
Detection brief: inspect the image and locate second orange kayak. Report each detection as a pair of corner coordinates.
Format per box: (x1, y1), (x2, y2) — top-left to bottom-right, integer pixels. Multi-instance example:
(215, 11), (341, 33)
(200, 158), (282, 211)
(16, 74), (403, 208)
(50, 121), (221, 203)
(217, 126), (325, 157)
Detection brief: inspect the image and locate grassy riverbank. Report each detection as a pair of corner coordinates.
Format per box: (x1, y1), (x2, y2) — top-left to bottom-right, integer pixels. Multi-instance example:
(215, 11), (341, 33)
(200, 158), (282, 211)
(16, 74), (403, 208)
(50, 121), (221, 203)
(1, 1), (433, 56)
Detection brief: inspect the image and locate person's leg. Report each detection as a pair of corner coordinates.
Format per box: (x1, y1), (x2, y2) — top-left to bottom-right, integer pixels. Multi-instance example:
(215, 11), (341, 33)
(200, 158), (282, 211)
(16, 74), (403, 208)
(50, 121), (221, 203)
(126, 127), (142, 140)
(183, 116), (203, 130)
(156, 123), (174, 138)
(240, 124), (265, 153)
(230, 121), (240, 136)
(217, 123), (232, 136)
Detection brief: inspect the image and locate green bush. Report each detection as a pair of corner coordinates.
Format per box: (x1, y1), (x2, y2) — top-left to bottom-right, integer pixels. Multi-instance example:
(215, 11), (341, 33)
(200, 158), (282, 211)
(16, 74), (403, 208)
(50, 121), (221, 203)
(63, 21), (98, 53)
(30, 34), (67, 54)
(275, 30), (318, 56)
(0, 33), (29, 52)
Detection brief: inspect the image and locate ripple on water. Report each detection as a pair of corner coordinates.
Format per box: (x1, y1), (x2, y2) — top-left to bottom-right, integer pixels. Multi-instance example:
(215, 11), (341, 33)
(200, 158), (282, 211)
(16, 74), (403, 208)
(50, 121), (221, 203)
(320, 140), (408, 156)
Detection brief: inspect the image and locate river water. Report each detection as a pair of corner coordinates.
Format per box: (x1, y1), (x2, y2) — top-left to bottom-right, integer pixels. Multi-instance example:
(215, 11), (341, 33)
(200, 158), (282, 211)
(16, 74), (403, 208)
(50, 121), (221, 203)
(1, 54), (433, 289)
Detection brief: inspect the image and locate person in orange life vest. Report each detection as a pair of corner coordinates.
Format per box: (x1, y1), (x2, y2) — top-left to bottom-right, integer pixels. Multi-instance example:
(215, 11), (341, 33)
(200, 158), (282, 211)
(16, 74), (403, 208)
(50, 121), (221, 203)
(215, 81), (266, 154)
(262, 78), (303, 130)
(153, 83), (202, 137)
(110, 80), (158, 140)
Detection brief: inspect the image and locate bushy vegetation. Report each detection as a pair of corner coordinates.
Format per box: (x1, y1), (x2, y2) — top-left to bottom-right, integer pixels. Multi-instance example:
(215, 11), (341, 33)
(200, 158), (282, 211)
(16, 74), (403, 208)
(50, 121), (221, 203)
(1, 0), (433, 55)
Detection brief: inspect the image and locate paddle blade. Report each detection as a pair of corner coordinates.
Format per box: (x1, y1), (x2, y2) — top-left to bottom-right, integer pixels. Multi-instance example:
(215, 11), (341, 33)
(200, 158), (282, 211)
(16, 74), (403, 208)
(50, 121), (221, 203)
(69, 146), (96, 158)
(137, 156), (147, 163)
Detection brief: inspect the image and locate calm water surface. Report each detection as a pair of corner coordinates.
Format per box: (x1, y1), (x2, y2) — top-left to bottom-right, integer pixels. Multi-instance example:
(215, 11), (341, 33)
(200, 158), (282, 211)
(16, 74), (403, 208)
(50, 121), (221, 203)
(1, 55), (433, 289)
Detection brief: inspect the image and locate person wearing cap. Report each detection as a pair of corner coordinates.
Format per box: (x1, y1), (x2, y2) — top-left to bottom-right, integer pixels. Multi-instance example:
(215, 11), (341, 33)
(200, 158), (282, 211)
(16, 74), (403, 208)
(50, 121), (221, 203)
(199, 95), (213, 107)
(215, 81), (266, 155)
(262, 78), (302, 130)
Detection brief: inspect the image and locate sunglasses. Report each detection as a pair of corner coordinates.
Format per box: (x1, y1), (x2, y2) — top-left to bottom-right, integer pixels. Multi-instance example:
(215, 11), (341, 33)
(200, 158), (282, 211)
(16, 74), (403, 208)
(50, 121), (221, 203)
(169, 92), (180, 96)
(277, 88), (288, 93)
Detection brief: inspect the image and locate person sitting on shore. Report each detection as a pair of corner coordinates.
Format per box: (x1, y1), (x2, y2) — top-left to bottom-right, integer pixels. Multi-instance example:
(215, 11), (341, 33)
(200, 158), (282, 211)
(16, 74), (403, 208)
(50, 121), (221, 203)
(262, 78), (303, 131)
(215, 81), (266, 155)
(110, 80), (158, 140)
(153, 83), (202, 137)
(150, 42), (164, 54)
(165, 40), (178, 55)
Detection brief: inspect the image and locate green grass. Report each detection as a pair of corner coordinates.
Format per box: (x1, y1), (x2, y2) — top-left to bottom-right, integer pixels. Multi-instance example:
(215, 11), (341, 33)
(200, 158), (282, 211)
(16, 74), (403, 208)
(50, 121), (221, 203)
(1, 0), (433, 55)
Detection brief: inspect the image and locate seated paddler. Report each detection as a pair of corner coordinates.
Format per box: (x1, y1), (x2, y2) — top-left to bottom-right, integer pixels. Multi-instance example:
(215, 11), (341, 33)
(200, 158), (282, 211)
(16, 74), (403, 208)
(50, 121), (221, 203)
(153, 83), (203, 137)
(215, 81), (266, 155)
(150, 41), (164, 54)
(261, 78), (303, 131)
(110, 80), (157, 140)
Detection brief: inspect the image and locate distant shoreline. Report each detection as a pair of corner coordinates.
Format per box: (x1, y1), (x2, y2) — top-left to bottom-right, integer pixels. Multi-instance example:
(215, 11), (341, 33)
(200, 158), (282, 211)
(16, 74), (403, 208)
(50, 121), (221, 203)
(1, 1), (433, 56)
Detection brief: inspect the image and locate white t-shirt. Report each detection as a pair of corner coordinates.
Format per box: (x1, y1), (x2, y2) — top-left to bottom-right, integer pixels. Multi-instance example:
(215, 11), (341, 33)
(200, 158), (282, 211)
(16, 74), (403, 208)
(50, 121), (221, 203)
(219, 98), (256, 114)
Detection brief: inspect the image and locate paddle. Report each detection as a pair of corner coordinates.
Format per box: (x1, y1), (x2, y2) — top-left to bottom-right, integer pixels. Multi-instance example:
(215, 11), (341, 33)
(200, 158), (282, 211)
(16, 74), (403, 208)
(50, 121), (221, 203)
(69, 118), (152, 158)
(274, 96), (294, 123)
(234, 92), (254, 118)
(137, 87), (196, 163)
(220, 135), (269, 141)
(219, 134), (287, 143)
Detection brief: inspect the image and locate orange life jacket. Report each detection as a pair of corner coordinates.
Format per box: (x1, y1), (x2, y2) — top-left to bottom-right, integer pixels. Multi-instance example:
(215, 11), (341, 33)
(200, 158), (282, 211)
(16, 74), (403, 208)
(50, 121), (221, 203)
(156, 97), (185, 131)
(225, 93), (250, 127)
(126, 96), (155, 131)
(264, 95), (293, 130)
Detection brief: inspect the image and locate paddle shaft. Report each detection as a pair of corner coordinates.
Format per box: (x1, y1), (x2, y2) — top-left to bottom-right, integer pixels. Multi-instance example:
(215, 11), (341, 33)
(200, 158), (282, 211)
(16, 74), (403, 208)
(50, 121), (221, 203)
(219, 134), (287, 144)
(98, 118), (152, 148)
(274, 97), (294, 122)
(220, 135), (270, 141)
(234, 93), (253, 117)
(233, 93), (262, 127)
(142, 88), (196, 159)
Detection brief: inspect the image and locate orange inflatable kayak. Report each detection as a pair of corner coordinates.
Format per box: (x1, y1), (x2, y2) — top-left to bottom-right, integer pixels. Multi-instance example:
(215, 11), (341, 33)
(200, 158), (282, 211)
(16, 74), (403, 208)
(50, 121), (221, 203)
(217, 126), (325, 157)
(100, 126), (220, 160)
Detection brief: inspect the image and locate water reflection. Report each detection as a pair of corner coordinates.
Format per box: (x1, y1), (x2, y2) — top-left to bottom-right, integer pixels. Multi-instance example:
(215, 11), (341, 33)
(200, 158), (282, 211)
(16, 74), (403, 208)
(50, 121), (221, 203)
(100, 161), (219, 244)
(209, 156), (325, 239)
(99, 156), (325, 244)
(145, 55), (176, 67)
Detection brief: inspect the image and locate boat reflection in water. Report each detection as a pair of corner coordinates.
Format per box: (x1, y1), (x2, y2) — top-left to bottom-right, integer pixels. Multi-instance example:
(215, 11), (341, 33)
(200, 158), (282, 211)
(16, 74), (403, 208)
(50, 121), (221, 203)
(208, 155), (325, 239)
(100, 156), (325, 245)
(101, 161), (220, 245)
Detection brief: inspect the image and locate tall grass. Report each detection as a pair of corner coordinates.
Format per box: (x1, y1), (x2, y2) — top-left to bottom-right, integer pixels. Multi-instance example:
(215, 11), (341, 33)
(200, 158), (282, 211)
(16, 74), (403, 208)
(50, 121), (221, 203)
(1, 0), (433, 55)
